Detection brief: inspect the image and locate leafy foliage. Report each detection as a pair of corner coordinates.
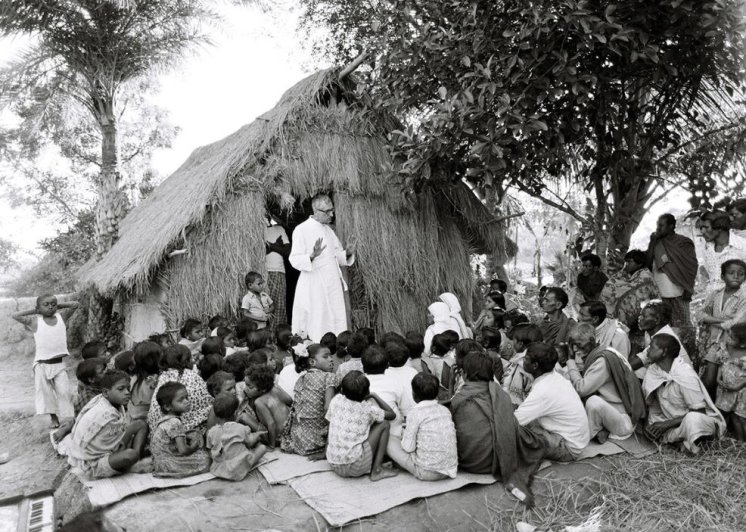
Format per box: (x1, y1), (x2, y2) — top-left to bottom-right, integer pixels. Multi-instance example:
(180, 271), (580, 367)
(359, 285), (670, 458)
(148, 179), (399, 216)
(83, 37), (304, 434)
(301, 0), (746, 258)
(0, 237), (18, 272)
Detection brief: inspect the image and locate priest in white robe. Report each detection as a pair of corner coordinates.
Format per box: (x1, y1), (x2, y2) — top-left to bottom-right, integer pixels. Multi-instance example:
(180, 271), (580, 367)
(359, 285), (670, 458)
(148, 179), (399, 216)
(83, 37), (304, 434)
(289, 194), (355, 342)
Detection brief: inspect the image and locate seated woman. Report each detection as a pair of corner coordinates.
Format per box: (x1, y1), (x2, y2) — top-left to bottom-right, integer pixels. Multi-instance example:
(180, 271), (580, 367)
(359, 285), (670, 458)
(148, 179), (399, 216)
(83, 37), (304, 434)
(450, 352), (545, 505)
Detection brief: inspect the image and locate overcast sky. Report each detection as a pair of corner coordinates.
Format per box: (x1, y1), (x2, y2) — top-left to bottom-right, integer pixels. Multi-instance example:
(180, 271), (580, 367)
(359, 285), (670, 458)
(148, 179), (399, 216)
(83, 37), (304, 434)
(1, 2), (317, 257)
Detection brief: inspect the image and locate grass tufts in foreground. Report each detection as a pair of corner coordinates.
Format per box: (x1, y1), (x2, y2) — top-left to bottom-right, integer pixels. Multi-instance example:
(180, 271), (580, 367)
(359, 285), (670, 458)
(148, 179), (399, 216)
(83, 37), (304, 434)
(489, 439), (746, 532)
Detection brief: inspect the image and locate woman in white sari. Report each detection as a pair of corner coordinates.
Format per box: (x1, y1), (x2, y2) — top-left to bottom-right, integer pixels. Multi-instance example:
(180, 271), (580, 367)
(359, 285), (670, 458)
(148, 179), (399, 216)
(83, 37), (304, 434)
(439, 292), (474, 339)
(424, 302), (462, 355)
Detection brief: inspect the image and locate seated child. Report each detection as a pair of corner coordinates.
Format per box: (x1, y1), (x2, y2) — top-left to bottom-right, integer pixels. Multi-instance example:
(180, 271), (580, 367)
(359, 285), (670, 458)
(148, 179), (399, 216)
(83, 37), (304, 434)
(336, 331), (368, 381)
(178, 318), (206, 366)
(362, 345), (406, 438)
(644, 334), (726, 453)
(383, 341), (418, 419)
(274, 327), (295, 369)
(359, 327), (376, 346)
(503, 324), (543, 406)
(128, 341), (161, 420)
(479, 326), (503, 371)
(199, 354), (225, 382)
(325, 371), (398, 481)
(404, 332), (427, 373)
(147, 333), (172, 348)
(281, 343), (337, 458)
(277, 342), (303, 399)
(514, 343), (590, 461)
(247, 329), (273, 353)
(206, 393), (268, 480)
(321, 331), (338, 363)
(82, 340), (111, 362)
(717, 323), (746, 441)
(206, 370), (237, 430)
(113, 351), (135, 373)
(423, 333), (457, 385)
(700, 259), (746, 399)
(235, 318), (258, 349)
(67, 370), (148, 479)
(387, 372), (458, 480)
(201, 337), (226, 362)
(215, 327), (238, 356)
(241, 271), (274, 330)
(208, 315), (229, 337)
(151, 382), (212, 478)
(244, 365), (291, 448)
(74, 358), (107, 416)
(333, 330), (352, 372)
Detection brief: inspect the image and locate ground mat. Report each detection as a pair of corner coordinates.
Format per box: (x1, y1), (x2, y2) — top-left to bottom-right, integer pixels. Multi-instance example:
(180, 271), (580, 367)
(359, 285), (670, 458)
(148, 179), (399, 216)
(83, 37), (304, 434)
(611, 433), (658, 458)
(258, 450), (331, 484)
(288, 469), (498, 527)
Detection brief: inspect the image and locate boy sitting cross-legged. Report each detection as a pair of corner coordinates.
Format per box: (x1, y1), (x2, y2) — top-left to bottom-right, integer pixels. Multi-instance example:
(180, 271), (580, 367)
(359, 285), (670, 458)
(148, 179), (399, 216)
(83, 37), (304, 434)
(325, 370), (398, 481)
(67, 370), (149, 479)
(387, 372), (458, 480)
(243, 365), (291, 449)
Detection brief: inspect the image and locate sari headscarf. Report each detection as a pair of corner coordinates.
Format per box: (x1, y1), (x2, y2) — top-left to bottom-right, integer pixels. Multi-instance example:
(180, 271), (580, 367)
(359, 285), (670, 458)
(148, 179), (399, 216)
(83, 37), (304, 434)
(439, 292), (474, 339)
(424, 302), (462, 354)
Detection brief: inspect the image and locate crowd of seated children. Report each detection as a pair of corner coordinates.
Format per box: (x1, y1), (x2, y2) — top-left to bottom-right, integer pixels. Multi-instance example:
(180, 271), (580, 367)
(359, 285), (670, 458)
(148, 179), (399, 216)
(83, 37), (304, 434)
(151, 382), (211, 478)
(207, 393), (267, 480)
(325, 371), (398, 481)
(280, 344), (337, 458)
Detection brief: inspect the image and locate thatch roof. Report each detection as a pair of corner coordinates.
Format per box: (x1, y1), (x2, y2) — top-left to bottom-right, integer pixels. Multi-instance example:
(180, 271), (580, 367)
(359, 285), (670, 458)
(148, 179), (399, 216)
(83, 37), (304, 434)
(80, 68), (511, 333)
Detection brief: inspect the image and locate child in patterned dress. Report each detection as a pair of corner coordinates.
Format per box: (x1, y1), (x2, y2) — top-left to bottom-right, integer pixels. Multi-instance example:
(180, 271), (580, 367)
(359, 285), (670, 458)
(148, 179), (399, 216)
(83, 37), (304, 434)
(151, 382), (211, 478)
(717, 323), (746, 441)
(206, 393), (267, 480)
(281, 344), (337, 459)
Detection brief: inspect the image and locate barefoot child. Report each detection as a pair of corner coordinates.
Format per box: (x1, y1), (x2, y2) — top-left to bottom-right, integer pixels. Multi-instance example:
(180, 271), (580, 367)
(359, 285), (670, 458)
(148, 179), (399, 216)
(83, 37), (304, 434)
(207, 393), (268, 480)
(67, 370), (148, 479)
(12, 294), (79, 428)
(281, 344), (337, 458)
(716, 323), (746, 441)
(326, 371), (398, 481)
(242, 271), (274, 330)
(151, 382), (212, 478)
(244, 365), (290, 448)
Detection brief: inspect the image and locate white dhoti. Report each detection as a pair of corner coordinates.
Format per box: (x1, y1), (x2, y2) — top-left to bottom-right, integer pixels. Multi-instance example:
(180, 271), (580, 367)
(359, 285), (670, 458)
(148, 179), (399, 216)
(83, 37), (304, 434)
(289, 217), (354, 342)
(661, 412), (720, 453)
(34, 362), (74, 418)
(585, 395), (634, 440)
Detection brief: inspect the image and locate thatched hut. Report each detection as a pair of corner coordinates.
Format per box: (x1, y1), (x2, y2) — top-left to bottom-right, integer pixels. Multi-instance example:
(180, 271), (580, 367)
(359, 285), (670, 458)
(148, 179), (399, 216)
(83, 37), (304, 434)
(80, 68), (511, 341)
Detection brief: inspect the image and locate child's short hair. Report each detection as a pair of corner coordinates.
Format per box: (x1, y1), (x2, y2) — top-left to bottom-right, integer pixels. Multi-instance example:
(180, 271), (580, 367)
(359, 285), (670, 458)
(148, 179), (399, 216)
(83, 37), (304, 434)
(244, 271), (262, 288)
(729, 322), (746, 348)
(76, 358), (106, 385)
(212, 392), (239, 420)
(35, 293), (56, 308)
(359, 327), (376, 345)
(276, 328), (293, 350)
(147, 333), (171, 347)
(525, 342), (557, 374)
(512, 323), (543, 345)
(411, 372), (439, 401)
(504, 309), (530, 328)
(380, 331), (405, 347)
(206, 371), (235, 397)
(492, 279), (508, 293)
(247, 330), (271, 351)
(361, 345), (388, 375)
(133, 342), (162, 383)
(454, 339), (484, 366)
(247, 349), (270, 368)
(201, 336), (226, 357)
(652, 333), (680, 358)
(480, 327), (501, 350)
(581, 253), (602, 268)
(442, 330), (459, 345)
(340, 370), (370, 402)
(245, 365), (275, 395)
(486, 291), (506, 309)
(721, 259), (746, 276)
(162, 344), (192, 373)
(215, 326), (232, 339)
(208, 315), (227, 331)
(235, 319), (258, 341)
(347, 331), (370, 359)
(199, 354), (224, 381)
(336, 330), (352, 357)
(320, 332), (338, 355)
(223, 352), (249, 382)
(156, 381), (186, 414)
(295, 343), (326, 372)
(180, 318), (202, 339)
(430, 334), (453, 357)
(461, 352), (495, 382)
(384, 341), (410, 368)
(113, 350), (135, 373)
(81, 341), (107, 359)
(99, 369), (130, 390)
(404, 331), (425, 359)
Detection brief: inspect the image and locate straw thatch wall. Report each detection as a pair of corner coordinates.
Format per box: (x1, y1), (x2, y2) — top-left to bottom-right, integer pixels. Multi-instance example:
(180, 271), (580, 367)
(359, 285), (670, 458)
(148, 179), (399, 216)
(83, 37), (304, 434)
(81, 68), (510, 335)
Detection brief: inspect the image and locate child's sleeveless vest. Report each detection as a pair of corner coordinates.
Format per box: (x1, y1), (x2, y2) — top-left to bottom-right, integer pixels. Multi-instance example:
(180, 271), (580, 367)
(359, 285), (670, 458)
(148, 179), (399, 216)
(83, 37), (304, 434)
(34, 312), (69, 362)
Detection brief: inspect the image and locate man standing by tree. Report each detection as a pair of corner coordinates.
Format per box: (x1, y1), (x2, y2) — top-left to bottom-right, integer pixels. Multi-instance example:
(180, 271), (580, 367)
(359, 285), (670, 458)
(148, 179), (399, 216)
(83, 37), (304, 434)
(289, 194), (355, 342)
(646, 214), (698, 336)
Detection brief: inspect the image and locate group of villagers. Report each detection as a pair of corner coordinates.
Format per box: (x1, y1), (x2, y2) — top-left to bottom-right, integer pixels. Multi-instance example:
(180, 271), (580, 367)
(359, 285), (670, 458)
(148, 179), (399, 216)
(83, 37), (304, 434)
(11, 208), (746, 505)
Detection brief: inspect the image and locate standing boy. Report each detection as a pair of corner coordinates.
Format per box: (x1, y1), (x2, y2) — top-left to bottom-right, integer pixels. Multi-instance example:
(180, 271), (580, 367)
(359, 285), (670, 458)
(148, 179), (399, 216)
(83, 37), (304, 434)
(241, 271), (274, 330)
(13, 294), (79, 428)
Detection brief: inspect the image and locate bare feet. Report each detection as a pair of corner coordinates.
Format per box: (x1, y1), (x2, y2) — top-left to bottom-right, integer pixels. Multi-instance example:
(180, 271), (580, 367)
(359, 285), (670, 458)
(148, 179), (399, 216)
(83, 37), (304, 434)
(247, 431), (267, 447)
(596, 429), (610, 444)
(50, 414), (60, 429)
(370, 467), (399, 481)
(307, 451), (326, 462)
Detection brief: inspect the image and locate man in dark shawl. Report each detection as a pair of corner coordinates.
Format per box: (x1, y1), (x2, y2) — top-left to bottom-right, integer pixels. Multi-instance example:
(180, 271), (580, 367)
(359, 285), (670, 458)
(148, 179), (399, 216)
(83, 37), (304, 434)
(560, 323), (646, 443)
(577, 253), (609, 301)
(537, 287), (576, 346)
(450, 352), (545, 506)
(646, 214), (698, 330)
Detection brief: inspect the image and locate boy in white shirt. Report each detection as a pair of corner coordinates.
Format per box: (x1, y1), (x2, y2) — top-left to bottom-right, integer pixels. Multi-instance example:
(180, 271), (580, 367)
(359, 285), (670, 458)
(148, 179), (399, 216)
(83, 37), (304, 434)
(241, 271), (274, 330)
(514, 342), (590, 461)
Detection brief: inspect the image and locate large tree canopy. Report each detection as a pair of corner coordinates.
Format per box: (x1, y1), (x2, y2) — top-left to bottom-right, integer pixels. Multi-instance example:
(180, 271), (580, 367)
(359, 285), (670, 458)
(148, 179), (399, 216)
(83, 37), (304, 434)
(302, 0), (746, 262)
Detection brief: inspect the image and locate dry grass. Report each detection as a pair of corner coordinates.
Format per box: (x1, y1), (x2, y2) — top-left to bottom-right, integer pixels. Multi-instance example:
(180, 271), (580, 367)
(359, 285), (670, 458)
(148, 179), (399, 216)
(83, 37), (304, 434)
(489, 439), (746, 532)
